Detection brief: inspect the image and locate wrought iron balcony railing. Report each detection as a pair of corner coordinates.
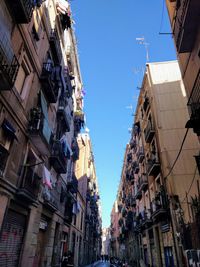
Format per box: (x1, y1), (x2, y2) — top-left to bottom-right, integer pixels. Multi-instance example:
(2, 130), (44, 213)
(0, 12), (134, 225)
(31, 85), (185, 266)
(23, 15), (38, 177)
(173, 0), (200, 53)
(132, 161), (139, 174)
(0, 144), (9, 176)
(144, 120), (155, 143)
(71, 138), (79, 161)
(28, 107), (52, 156)
(143, 96), (150, 113)
(40, 63), (60, 103)
(151, 188), (169, 222)
(5, 0), (33, 23)
(135, 185), (142, 200)
(57, 97), (71, 132)
(67, 174), (78, 194)
(138, 174), (148, 192)
(0, 35), (19, 91)
(49, 29), (62, 64)
(186, 70), (200, 135)
(42, 187), (59, 212)
(74, 111), (85, 136)
(66, 46), (75, 76)
(49, 140), (68, 173)
(147, 153), (160, 177)
(137, 147), (145, 163)
(17, 166), (41, 202)
(61, 13), (72, 30)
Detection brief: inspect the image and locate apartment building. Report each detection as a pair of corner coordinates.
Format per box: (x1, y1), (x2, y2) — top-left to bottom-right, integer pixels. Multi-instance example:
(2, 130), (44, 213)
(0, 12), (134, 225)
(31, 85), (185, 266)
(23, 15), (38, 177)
(110, 201), (120, 259)
(75, 133), (102, 265)
(116, 145), (139, 265)
(0, 1), (86, 266)
(115, 61), (200, 267)
(165, 0), (200, 145)
(102, 228), (111, 257)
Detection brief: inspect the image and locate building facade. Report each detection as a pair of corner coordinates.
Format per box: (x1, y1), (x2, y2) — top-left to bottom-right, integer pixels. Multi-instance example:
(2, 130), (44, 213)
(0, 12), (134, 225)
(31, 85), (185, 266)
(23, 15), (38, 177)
(102, 227), (111, 257)
(75, 133), (102, 265)
(0, 1), (92, 267)
(113, 61), (200, 267)
(165, 0), (200, 144)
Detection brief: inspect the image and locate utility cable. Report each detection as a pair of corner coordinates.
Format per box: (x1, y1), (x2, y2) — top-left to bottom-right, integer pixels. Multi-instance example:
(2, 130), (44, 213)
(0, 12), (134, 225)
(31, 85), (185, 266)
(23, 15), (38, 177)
(181, 166), (198, 204)
(159, 0), (165, 33)
(164, 128), (189, 181)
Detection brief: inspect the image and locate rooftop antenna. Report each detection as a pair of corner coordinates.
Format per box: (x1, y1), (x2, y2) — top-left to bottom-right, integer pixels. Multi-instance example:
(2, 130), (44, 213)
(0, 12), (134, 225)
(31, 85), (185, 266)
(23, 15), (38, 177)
(136, 36), (150, 62)
(126, 105), (133, 110)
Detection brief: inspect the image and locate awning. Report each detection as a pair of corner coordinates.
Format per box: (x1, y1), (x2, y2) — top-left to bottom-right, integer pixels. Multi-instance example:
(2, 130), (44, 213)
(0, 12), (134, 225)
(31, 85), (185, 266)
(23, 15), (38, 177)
(1, 119), (18, 141)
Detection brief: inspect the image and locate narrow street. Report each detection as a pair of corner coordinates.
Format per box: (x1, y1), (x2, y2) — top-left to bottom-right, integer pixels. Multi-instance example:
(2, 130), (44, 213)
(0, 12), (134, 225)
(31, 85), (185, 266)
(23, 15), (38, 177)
(0, 0), (200, 267)
(87, 261), (111, 267)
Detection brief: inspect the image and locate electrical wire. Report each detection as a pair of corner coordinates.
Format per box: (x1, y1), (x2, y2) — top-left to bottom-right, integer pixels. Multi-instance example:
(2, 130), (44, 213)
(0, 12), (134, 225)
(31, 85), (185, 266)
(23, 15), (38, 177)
(164, 128), (189, 180)
(159, 0), (165, 34)
(181, 166), (198, 204)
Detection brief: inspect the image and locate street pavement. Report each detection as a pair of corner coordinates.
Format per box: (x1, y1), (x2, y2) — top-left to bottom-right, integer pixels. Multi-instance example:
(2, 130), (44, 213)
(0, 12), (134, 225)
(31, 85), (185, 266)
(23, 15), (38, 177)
(85, 261), (111, 267)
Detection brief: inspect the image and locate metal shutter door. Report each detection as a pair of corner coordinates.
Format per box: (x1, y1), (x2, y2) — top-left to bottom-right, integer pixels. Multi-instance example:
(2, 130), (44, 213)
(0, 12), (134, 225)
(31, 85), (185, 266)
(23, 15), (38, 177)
(0, 209), (26, 267)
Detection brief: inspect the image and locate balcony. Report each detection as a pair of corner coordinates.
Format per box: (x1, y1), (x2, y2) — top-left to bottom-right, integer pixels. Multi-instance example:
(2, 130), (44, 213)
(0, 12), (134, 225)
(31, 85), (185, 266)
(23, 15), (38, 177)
(42, 187), (59, 212)
(151, 203), (168, 222)
(134, 214), (143, 233)
(137, 147), (145, 163)
(173, 0), (200, 53)
(142, 210), (152, 229)
(57, 97), (71, 132)
(186, 71), (200, 136)
(71, 138), (79, 161)
(125, 211), (133, 230)
(66, 46), (75, 76)
(67, 175), (78, 194)
(40, 63), (61, 103)
(143, 96), (150, 113)
(147, 154), (160, 177)
(0, 35), (19, 91)
(49, 29), (62, 64)
(74, 111), (84, 136)
(135, 185), (142, 200)
(61, 13), (72, 30)
(139, 174), (148, 192)
(132, 161), (139, 174)
(49, 140), (68, 173)
(0, 144), (9, 176)
(151, 189), (169, 222)
(130, 197), (136, 207)
(127, 152), (132, 163)
(129, 139), (137, 151)
(64, 195), (74, 224)
(144, 120), (155, 143)
(28, 107), (51, 156)
(17, 166), (41, 202)
(5, 0), (33, 23)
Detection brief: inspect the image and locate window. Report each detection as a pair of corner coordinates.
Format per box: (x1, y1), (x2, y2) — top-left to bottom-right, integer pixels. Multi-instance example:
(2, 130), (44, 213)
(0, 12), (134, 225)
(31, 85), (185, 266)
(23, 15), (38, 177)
(80, 211), (83, 231)
(0, 119), (18, 175)
(73, 214), (77, 226)
(14, 55), (33, 99)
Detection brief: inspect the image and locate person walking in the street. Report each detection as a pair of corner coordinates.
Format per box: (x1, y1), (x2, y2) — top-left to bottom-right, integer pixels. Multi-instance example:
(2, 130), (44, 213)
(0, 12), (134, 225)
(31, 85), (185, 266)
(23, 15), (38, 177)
(61, 251), (74, 267)
(61, 252), (68, 267)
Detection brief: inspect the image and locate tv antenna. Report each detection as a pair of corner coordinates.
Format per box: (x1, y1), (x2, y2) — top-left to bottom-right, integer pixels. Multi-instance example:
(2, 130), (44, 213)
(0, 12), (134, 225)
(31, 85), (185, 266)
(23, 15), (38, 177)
(136, 36), (150, 62)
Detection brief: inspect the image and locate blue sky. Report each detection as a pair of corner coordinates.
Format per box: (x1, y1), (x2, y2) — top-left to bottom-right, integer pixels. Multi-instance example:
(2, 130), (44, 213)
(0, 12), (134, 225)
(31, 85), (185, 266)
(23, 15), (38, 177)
(71, 0), (176, 227)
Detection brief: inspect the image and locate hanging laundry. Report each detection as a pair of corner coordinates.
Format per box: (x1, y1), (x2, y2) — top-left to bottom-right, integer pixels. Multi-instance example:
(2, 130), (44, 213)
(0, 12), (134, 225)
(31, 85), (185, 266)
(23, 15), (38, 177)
(56, 0), (69, 15)
(43, 166), (52, 189)
(60, 135), (72, 157)
(72, 201), (81, 214)
(82, 88), (86, 96)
